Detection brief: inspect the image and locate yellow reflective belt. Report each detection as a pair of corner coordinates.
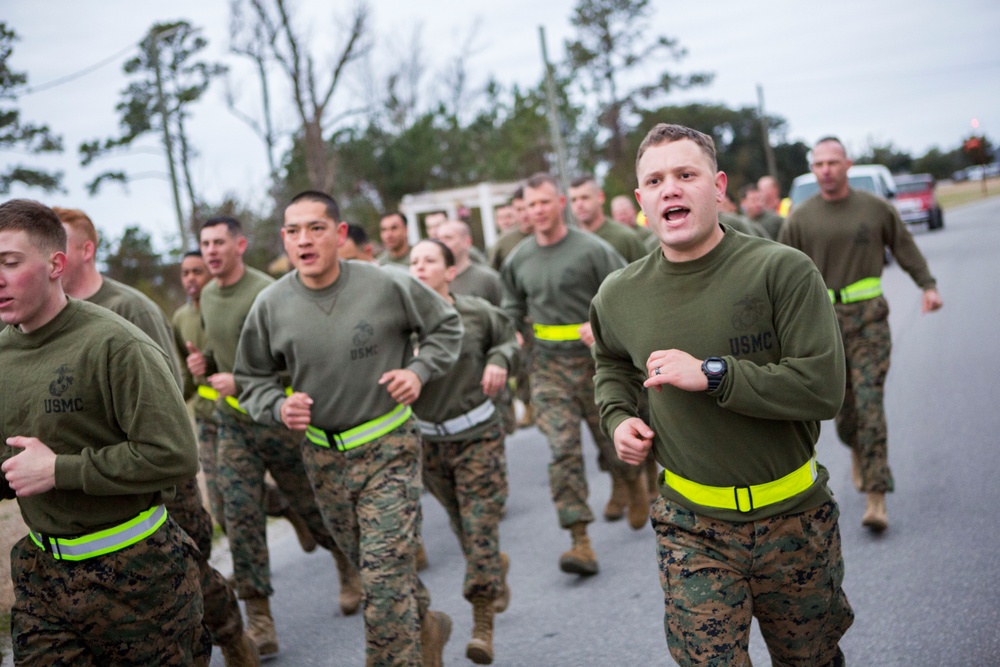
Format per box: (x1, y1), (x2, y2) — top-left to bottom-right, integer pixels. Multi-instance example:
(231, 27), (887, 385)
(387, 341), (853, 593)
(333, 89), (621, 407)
(305, 405), (413, 452)
(828, 277), (882, 304)
(29, 505), (168, 561)
(532, 323), (584, 341)
(663, 457), (818, 513)
(198, 385), (293, 414)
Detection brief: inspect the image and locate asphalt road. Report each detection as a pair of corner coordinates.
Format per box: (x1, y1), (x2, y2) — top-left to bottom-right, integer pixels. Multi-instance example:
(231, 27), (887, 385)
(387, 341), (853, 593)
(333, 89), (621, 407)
(208, 197), (1000, 666)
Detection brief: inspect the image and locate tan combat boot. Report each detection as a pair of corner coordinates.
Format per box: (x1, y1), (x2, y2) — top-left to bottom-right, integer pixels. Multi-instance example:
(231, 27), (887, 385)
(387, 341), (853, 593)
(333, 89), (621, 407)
(862, 491), (888, 532)
(420, 610), (452, 667)
(466, 598), (495, 665)
(625, 475), (650, 530)
(244, 597), (278, 658)
(559, 523), (598, 576)
(333, 549), (362, 616)
(850, 449), (863, 491)
(493, 552), (511, 613)
(282, 506), (317, 553)
(517, 403), (534, 429)
(220, 630), (260, 667)
(603, 473), (627, 522)
(416, 540), (429, 571)
(646, 457), (660, 504)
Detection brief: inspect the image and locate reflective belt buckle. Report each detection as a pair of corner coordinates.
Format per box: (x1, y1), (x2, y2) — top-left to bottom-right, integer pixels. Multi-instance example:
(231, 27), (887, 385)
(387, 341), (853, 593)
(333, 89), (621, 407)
(734, 486), (754, 513)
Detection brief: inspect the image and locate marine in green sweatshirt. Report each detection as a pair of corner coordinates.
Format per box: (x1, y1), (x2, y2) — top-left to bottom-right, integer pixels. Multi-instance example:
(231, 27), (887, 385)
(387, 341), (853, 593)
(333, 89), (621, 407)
(1, 200), (211, 664)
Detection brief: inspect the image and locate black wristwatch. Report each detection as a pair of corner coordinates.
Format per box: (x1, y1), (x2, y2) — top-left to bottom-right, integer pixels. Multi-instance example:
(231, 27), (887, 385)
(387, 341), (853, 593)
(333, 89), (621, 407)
(701, 357), (727, 393)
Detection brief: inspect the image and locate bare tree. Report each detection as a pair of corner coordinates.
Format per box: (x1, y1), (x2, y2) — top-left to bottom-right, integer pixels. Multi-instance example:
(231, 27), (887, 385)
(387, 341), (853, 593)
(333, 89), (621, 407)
(232, 0), (371, 193)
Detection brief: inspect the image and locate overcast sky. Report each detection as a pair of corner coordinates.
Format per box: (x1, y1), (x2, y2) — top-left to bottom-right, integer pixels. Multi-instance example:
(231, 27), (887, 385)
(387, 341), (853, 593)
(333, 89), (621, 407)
(5, 0), (999, 248)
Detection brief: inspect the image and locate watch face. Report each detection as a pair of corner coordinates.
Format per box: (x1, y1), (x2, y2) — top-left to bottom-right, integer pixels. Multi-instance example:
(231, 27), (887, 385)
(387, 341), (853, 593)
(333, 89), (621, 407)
(705, 359), (725, 374)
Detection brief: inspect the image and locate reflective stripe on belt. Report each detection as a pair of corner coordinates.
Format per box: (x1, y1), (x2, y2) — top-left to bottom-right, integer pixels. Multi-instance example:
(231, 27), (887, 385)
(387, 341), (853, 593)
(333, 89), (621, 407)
(417, 400), (496, 437)
(305, 404), (413, 451)
(663, 456), (818, 513)
(196, 385), (247, 413)
(532, 323), (585, 341)
(30, 504), (168, 561)
(828, 277), (882, 304)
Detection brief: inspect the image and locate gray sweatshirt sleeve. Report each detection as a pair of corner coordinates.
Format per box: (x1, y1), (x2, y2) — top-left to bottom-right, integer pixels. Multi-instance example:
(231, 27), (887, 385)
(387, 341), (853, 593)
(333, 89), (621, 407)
(390, 270), (463, 385)
(233, 295), (287, 426)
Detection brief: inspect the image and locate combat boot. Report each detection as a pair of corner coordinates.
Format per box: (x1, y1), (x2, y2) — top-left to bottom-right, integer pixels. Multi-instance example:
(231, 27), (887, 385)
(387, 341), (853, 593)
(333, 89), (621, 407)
(416, 540), (429, 571)
(603, 473), (627, 522)
(646, 457), (660, 504)
(493, 551), (511, 613)
(420, 610), (452, 667)
(517, 403), (534, 429)
(466, 598), (495, 665)
(625, 475), (649, 530)
(559, 523), (598, 576)
(220, 630), (260, 666)
(282, 506), (317, 553)
(850, 449), (863, 491)
(862, 491), (888, 532)
(244, 597), (278, 658)
(333, 549), (362, 616)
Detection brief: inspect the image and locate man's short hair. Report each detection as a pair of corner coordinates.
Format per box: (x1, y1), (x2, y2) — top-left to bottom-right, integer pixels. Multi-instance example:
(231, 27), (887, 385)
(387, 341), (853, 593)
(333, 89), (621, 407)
(381, 211), (405, 225)
(201, 216), (243, 236)
(636, 124), (718, 172)
(52, 207), (98, 245)
(525, 172), (561, 192)
(182, 249), (203, 259)
(289, 190), (341, 223)
(738, 184), (760, 201)
(0, 199), (67, 253)
(511, 186), (524, 202)
(345, 223), (369, 246)
(570, 174), (598, 189)
(814, 136), (848, 157)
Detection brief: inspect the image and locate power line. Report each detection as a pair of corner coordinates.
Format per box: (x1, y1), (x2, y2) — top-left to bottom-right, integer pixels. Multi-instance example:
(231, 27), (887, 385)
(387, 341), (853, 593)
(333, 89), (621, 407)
(21, 25), (184, 95)
(21, 41), (138, 95)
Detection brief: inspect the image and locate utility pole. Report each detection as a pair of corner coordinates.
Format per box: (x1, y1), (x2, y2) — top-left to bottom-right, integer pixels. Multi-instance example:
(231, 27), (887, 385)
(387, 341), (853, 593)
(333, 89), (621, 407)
(539, 26), (573, 216)
(757, 84), (778, 179)
(150, 29), (189, 250)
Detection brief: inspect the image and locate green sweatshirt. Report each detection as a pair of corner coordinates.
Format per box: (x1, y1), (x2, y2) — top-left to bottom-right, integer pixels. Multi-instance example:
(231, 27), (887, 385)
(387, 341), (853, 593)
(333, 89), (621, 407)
(591, 219), (648, 263)
(413, 294), (519, 441)
(501, 227), (626, 358)
(452, 263), (504, 307)
(234, 261), (462, 433)
(489, 229), (529, 271)
(0, 299), (199, 535)
(171, 301), (214, 420)
(752, 209), (785, 240)
(377, 249), (411, 267)
(88, 277), (183, 389)
(780, 189), (936, 291)
(590, 225), (845, 522)
(199, 266), (274, 420)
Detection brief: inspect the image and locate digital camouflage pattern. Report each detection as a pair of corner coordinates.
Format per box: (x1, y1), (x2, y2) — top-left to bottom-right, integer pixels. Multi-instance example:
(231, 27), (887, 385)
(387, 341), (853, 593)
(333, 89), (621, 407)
(532, 353), (641, 528)
(215, 410), (342, 599)
(198, 414), (300, 530)
(300, 420), (431, 667)
(11, 518), (211, 666)
(834, 297), (894, 493)
(422, 425), (508, 601)
(165, 476), (243, 646)
(653, 498), (853, 666)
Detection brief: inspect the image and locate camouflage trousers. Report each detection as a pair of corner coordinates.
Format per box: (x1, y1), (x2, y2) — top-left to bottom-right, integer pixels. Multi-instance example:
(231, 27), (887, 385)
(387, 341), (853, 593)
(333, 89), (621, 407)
(653, 497), (854, 667)
(422, 424), (508, 602)
(215, 409), (341, 599)
(513, 335), (533, 406)
(196, 416), (295, 531)
(532, 353), (641, 528)
(11, 516), (211, 666)
(300, 418), (430, 667)
(835, 297), (894, 493)
(166, 476), (244, 646)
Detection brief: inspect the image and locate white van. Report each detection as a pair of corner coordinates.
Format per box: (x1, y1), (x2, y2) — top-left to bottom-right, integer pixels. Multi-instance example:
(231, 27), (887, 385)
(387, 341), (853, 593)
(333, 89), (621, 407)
(787, 164), (897, 212)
